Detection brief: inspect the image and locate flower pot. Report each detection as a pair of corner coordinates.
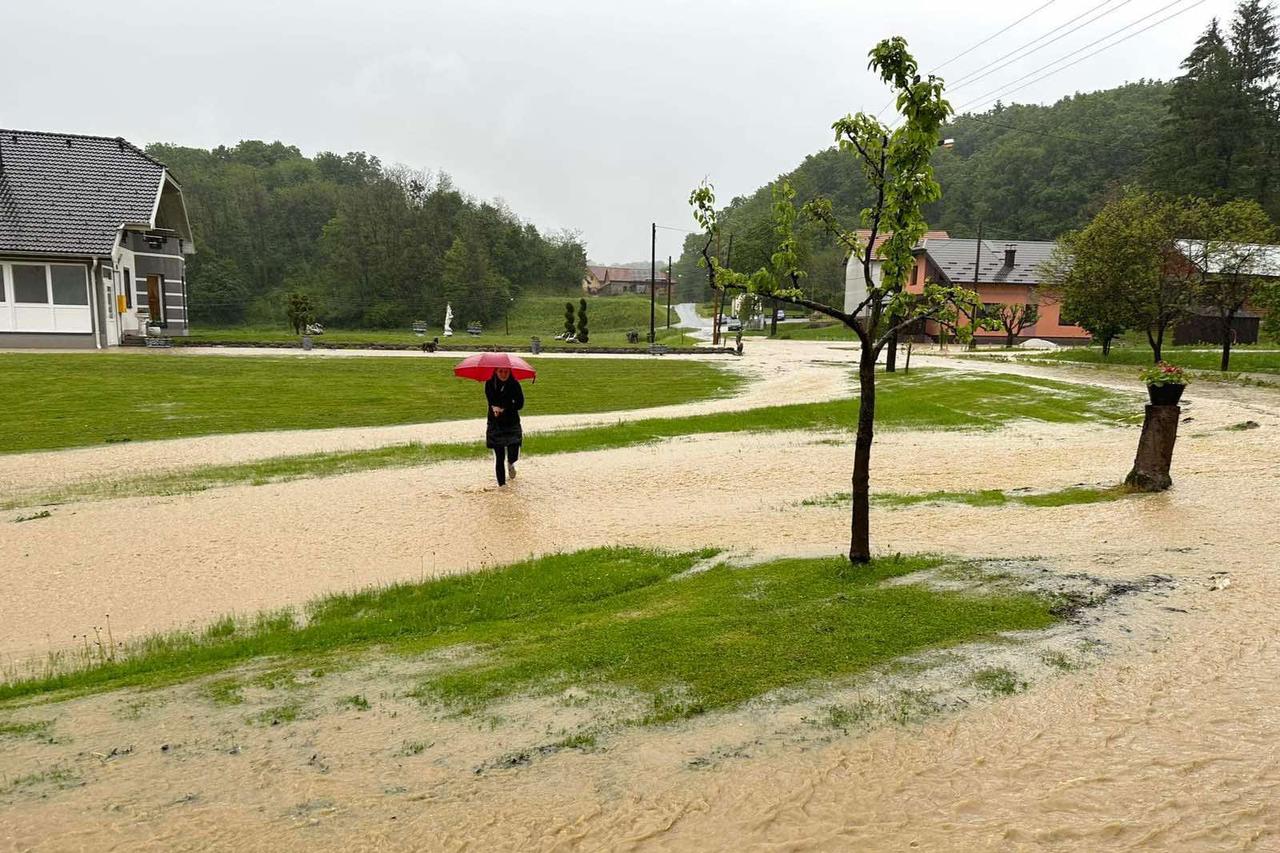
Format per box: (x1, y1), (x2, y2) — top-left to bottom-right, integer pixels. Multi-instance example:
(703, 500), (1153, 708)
(1147, 382), (1185, 406)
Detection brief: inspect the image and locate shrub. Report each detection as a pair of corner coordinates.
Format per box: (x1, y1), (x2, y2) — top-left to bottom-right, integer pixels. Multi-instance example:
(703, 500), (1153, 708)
(577, 298), (590, 343)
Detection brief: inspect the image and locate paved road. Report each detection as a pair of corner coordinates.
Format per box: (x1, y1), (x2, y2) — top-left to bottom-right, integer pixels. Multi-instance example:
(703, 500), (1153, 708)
(673, 302), (713, 340)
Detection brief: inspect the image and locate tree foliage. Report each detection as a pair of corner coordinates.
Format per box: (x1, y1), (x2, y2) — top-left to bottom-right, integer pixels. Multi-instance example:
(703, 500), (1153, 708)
(1047, 188), (1210, 363)
(147, 141), (587, 328)
(674, 81), (1170, 304)
(1153, 2), (1280, 219)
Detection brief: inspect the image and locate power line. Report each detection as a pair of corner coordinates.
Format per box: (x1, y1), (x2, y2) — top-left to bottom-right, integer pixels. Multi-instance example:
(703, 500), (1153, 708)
(948, 0), (1137, 90)
(933, 0), (1061, 74)
(874, 0), (1060, 119)
(955, 0), (1208, 113)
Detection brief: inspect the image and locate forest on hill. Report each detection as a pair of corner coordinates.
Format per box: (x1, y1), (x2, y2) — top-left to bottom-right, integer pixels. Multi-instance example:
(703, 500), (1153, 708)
(675, 1), (1280, 304)
(149, 141), (587, 328)
(674, 81), (1170, 305)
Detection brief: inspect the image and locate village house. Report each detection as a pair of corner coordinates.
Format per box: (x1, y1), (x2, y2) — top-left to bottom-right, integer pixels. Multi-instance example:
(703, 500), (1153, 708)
(0, 129), (194, 348)
(583, 264), (673, 297)
(909, 237), (1089, 344)
(844, 231), (1084, 344)
(1172, 239), (1280, 345)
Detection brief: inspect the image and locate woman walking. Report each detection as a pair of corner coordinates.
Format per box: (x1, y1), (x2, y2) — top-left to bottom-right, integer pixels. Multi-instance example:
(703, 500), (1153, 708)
(485, 366), (524, 486)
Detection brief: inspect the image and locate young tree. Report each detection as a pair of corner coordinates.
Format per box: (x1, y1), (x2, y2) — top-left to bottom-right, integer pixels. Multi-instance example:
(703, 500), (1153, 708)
(692, 37), (977, 564)
(577, 298), (590, 343)
(285, 290), (315, 334)
(1041, 238), (1130, 357)
(1198, 198), (1278, 369)
(1053, 188), (1207, 363)
(989, 303), (1039, 348)
(564, 302), (576, 337)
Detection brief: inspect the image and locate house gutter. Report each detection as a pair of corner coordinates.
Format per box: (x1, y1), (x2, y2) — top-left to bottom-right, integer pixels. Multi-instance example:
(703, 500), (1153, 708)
(89, 257), (102, 350)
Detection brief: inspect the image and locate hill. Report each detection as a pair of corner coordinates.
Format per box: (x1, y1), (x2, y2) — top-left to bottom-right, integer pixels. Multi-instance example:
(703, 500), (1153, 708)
(674, 80), (1171, 304)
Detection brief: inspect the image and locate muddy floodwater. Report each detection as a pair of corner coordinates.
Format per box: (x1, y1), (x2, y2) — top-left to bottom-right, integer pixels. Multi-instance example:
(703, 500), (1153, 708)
(3, 342), (1280, 851)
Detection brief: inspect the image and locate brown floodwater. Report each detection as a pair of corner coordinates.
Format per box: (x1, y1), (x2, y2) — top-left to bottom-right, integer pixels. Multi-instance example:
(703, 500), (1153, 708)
(2, 346), (1279, 851)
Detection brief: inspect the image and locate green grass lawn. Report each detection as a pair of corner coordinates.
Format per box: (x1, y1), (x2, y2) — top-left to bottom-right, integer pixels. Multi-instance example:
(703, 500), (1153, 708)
(187, 295), (684, 349)
(0, 354), (742, 453)
(6, 370), (1132, 509)
(1022, 345), (1280, 375)
(0, 548), (1058, 719)
(746, 321), (859, 341)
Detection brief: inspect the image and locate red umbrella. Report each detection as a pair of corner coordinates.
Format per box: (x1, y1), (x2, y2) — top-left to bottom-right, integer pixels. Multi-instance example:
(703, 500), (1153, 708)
(453, 351), (537, 382)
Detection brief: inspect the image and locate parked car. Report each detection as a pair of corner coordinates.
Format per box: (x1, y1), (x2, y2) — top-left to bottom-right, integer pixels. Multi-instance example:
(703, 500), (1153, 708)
(724, 316), (743, 332)
(775, 309), (786, 321)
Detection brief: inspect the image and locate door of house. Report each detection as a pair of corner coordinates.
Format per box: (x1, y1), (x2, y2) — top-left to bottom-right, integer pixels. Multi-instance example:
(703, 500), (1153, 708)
(103, 268), (120, 346)
(146, 275), (164, 323)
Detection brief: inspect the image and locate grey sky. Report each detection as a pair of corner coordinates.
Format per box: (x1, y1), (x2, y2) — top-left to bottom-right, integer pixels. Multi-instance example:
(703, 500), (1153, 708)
(3, 0), (1238, 263)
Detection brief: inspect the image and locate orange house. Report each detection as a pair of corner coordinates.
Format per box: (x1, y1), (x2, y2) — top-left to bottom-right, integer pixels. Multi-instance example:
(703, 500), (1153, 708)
(906, 237), (1090, 344)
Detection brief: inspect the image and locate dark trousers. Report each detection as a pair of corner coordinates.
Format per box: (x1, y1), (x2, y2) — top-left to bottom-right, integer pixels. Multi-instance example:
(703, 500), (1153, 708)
(493, 444), (521, 485)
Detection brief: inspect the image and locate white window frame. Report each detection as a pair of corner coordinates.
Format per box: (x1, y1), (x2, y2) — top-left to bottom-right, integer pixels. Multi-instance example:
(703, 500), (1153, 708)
(11, 263), (53, 305)
(0, 264), (9, 304)
(50, 263), (90, 307)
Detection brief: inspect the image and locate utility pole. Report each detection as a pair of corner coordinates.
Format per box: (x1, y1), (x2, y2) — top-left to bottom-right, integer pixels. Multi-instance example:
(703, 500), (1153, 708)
(649, 223), (657, 345)
(713, 233), (733, 346)
(666, 255), (672, 329)
(970, 221), (983, 351)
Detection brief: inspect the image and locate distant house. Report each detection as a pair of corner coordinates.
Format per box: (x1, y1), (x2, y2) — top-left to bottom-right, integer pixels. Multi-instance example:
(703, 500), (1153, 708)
(845, 231), (1087, 344)
(909, 237), (1089, 344)
(1172, 239), (1280, 346)
(583, 265), (672, 297)
(0, 129), (194, 348)
(843, 229), (950, 315)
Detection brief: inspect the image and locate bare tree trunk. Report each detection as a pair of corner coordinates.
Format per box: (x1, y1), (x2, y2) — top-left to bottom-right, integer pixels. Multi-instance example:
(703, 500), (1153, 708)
(1102, 335), (1113, 358)
(770, 297), (778, 336)
(885, 328), (898, 372)
(1125, 404), (1181, 491)
(850, 343), (876, 564)
(1148, 328), (1163, 363)
(1221, 310), (1235, 371)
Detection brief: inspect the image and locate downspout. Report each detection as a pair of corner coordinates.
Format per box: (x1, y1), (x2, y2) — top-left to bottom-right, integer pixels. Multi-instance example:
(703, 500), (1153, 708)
(89, 258), (103, 350)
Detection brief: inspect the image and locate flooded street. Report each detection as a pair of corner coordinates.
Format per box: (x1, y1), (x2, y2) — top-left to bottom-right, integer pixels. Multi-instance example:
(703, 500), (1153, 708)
(3, 341), (1280, 851)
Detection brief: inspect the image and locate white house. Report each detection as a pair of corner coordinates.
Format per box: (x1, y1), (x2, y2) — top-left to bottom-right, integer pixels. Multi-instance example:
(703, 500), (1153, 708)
(0, 129), (195, 348)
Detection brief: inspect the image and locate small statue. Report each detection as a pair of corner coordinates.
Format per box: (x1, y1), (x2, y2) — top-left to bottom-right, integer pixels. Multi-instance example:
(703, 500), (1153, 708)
(444, 303), (454, 337)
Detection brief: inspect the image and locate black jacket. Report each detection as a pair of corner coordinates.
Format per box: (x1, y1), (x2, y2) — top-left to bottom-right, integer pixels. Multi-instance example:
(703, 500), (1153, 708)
(484, 375), (524, 447)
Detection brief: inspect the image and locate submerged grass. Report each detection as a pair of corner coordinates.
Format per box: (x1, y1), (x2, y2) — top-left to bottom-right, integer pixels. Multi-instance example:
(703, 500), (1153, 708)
(0, 548), (1058, 722)
(804, 484), (1136, 510)
(6, 371), (1132, 510)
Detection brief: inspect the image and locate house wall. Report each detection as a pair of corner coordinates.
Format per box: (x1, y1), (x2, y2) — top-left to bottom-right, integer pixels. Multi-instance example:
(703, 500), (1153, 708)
(1174, 314), (1261, 346)
(115, 239), (188, 335)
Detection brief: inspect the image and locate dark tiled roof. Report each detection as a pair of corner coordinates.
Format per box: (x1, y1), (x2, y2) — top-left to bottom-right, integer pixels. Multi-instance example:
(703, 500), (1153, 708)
(0, 129), (167, 256)
(587, 265), (668, 283)
(921, 238), (1057, 285)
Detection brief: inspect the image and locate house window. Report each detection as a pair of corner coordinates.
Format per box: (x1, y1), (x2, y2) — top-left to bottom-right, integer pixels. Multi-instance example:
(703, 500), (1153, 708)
(51, 265), (88, 305)
(123, 268), (132, 309)
(13, 265), (49, 303)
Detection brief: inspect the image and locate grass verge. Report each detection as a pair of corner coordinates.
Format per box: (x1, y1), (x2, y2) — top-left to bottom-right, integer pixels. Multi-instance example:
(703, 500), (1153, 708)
(5, 371), (1133, 509)
(802, 484), (1136, 509)
(187, 295), (682, 348)
(0, 353), (741, 454)
(0, 548), (1059, 721)
(1013, 345), (1280, 375)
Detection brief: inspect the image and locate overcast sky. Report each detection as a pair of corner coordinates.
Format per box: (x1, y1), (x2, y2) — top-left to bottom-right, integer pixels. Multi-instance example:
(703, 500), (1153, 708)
(3, 0), (1239, 262)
